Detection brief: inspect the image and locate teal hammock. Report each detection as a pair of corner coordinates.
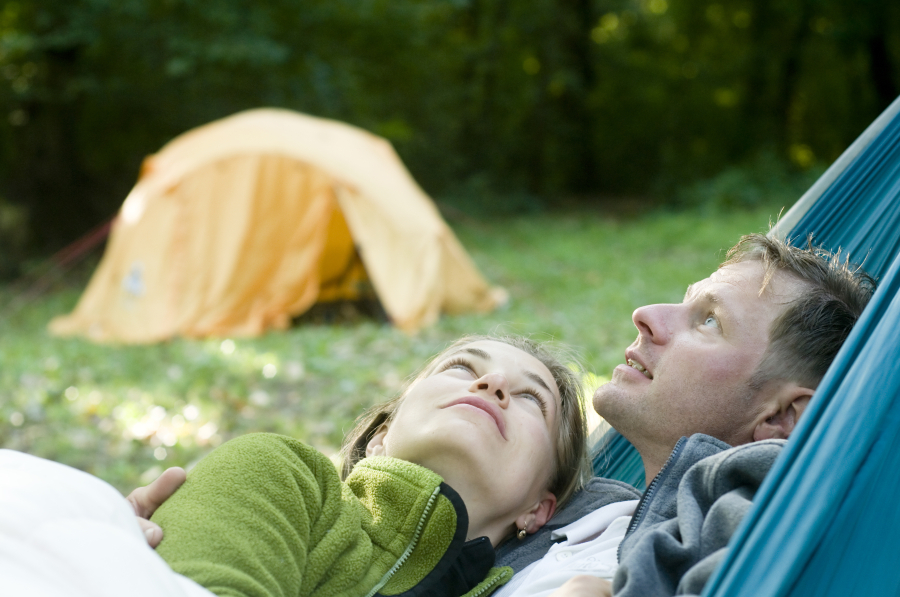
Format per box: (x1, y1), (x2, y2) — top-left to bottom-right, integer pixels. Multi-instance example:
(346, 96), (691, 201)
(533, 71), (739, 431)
(594, 95), (900, 595)
(592, 429), (645, 490)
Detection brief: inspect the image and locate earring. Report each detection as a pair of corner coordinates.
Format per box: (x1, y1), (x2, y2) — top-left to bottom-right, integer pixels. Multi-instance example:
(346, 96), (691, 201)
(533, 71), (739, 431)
(517, 524), (528, 540)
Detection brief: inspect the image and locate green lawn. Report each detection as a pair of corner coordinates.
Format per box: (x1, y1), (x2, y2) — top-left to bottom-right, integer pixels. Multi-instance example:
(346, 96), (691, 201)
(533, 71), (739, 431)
(0, 204), (783, 493)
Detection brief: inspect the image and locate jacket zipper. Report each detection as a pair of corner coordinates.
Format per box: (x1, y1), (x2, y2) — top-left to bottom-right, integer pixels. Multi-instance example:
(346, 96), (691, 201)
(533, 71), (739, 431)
(618, 436), (687, 561)
(465, 567), (513, 597)
(364, 485), (443, 597)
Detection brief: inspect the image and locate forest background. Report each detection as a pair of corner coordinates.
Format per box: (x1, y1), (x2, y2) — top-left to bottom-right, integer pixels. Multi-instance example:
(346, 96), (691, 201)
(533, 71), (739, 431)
(1, 0), (899, 266)
(1, 0), (899, 491)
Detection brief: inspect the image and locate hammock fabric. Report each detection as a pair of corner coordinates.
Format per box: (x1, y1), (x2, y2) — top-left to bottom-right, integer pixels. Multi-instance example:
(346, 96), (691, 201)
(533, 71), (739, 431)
(592, 95), (900, 596)
(592, 430), (645, 490)
(703, 97), (900, 597)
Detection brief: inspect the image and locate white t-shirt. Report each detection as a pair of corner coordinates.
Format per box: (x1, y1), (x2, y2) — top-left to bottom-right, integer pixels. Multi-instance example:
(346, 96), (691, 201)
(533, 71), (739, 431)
(495, 500), (638, 597)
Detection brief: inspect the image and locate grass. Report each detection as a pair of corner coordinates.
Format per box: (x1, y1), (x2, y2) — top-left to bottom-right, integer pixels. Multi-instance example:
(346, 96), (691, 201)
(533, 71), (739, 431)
(0, 203), (784, 493)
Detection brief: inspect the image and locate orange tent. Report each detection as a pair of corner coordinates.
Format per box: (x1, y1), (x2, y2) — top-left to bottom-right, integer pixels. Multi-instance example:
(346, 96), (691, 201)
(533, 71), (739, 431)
(49, 109), (506, 343)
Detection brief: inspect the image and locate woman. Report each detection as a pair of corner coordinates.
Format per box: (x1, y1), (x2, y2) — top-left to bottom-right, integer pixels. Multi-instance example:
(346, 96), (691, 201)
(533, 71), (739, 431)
(151, 335), (590, 597)
(0, 334), (590, 597)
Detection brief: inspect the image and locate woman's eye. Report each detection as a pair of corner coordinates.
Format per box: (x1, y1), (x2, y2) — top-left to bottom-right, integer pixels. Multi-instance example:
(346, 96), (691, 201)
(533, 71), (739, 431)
(441, 358), (475, 376)
(518, 391), (547, 416)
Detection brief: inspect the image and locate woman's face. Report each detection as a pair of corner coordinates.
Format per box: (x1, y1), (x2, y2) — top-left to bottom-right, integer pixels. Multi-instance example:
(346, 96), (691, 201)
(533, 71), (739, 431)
(366, 340), (561, 536)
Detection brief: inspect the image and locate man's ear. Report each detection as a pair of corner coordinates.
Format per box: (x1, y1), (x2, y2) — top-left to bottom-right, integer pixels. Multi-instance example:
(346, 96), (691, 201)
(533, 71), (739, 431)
(753, 384), (814, 441)
(365, 425), (390, 458)
(515, 491), (557, 536)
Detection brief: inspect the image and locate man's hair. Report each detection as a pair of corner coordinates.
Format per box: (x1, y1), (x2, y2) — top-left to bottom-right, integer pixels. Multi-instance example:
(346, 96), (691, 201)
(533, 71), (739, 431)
(338, 334), (591, 508)
(724, 233), (876, 390)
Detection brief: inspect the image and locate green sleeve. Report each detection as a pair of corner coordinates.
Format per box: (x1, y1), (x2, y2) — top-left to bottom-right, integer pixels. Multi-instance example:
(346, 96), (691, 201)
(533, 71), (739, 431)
(152, 433), (356, 597)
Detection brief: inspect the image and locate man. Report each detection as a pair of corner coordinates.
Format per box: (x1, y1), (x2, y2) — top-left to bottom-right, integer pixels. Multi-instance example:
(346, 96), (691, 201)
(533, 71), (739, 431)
(129, 233), (875, 597)
(493, 233), (874, 597)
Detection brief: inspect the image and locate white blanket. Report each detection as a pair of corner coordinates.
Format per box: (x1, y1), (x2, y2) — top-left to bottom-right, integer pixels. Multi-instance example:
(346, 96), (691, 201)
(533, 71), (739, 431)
(0, 449), (214, 597)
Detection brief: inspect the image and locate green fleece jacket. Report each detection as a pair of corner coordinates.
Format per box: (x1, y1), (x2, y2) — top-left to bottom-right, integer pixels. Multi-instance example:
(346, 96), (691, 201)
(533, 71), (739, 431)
(153, 433), (512, 597)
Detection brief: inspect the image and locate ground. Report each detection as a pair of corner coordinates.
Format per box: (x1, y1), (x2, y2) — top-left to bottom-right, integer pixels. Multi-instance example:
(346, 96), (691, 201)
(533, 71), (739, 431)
(0, 205), (781, 493)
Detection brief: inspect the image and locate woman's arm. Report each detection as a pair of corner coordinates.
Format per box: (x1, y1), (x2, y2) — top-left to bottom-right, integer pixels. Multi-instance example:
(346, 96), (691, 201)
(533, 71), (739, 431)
(152, 433), (352, 597)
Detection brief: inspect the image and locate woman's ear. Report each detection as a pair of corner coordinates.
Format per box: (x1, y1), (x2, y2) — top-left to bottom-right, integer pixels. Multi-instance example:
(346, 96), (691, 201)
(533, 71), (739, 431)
(365, 425), (390, 457)
(515, 491), (557, 536)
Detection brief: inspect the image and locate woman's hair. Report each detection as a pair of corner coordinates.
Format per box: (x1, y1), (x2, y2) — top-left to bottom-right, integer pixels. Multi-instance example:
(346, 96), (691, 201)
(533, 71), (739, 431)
(339, 334), (591, 508)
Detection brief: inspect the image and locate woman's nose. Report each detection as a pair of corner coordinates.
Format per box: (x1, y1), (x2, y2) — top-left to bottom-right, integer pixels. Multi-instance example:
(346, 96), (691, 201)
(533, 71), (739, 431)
(469, 373), (509, 405)
(632, 303), (674, 344)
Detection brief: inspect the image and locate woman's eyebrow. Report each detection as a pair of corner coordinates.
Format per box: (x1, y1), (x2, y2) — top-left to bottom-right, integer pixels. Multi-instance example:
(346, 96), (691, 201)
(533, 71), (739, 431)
(460, 347), (491, 360)
(524, 371), (553, 394)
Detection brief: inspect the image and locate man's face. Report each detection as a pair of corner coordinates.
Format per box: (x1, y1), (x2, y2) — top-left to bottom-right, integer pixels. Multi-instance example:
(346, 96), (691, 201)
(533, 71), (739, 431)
(593, 261), (804, 455)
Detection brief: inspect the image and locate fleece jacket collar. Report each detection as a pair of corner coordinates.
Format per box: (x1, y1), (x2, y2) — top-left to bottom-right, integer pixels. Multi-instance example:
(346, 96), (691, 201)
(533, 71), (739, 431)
(349, 457), (501, 597)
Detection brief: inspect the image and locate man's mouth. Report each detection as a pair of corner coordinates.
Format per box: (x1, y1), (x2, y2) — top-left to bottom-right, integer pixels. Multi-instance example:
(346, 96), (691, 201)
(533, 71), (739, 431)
(627, 358), (652, 380)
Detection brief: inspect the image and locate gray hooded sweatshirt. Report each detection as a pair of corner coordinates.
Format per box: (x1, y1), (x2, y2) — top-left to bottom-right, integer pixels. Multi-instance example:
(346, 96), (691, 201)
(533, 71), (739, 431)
(613, 434), (786, 596)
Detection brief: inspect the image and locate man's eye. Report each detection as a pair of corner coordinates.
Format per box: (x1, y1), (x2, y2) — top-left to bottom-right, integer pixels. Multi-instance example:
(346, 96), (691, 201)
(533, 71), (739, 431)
(704, 315), (719, 328)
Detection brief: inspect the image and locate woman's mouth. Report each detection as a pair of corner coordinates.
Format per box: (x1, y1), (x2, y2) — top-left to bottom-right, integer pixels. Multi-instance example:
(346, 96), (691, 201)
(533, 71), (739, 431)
(444, 397), (507, 439)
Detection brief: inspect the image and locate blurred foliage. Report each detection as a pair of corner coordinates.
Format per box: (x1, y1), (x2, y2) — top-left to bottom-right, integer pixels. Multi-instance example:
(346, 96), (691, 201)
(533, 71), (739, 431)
(1, 203), (783, 492)
(675, 149), (826, 211)
(0, 0), (897, 253)
(0, 194), (28, 278)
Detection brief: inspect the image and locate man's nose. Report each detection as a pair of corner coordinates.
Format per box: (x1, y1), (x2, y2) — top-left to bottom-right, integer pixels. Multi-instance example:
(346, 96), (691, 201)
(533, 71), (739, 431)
(632, 303), (674, 344)
(469, 373), (509, 406)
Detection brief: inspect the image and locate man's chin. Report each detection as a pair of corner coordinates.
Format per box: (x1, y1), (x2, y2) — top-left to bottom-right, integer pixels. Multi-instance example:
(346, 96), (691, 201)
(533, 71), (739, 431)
(593, 377), (644, 417)
(592, 381), (617, 416)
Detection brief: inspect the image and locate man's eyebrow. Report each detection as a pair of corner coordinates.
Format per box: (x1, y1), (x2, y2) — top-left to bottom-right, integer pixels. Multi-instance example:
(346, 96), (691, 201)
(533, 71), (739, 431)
(703, 289), (719, 302)
(695, 289), (720, 306)
(684, 283), (696, 301)
(525, 371), (553, 394)
(460, 347), (491, 360)
(684, 284), (720, 305)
